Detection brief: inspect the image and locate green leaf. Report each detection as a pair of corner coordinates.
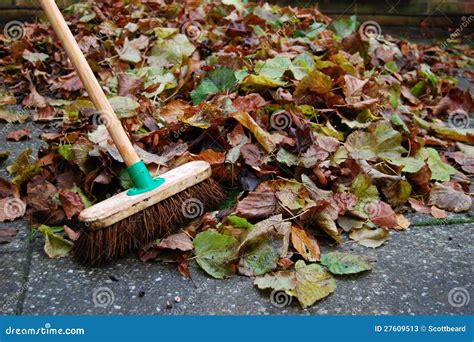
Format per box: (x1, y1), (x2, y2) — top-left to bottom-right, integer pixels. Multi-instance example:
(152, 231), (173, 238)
(58, 144), (73, 161)
(384, 61), (399, 74)
(193, 230), (239, 279)
(239, 237), (281, 276)
(191, 79), (220, 105)
(303, 22), (326, 40)
(69, 186), (93, 208)
(291, 260), (336, 308)
(118, 39), (141, 64)
(254, 56), (292, 80)
(391, 114), (409, 133)
(351, 174), (379, 201)
(331, 15), (357, 38)
(6, 149), (40, 185)
(390, 156), (425, 173)
(118, 167), (133, 190)
(240, 74), (287, 92)
(108, 96), (140, 118)
(420, 64), (438, 85)
(154, 27), (179, 39)
(38, 225), (73, 259)
(295, 69), (333, 98)
(410, 81), (426, 97)
(320, 252), (372, 275)
(424, 148), (457, 181)
(149, 34), (195, 67)
(276, 148), (298, 166)
(191, 67), (237, 104)
(388, 83), (401, 109)
(222, 0), (244, 11)
(345, 122), (407, 161)
(226, 215), (253, 229)
(290, 53), (315, 81)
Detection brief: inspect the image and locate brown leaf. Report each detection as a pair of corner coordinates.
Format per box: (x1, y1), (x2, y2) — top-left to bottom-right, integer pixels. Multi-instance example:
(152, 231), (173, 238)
(227, 124), (250, 146)
(0, 177), (20, 198)
(430, 206), (447, 219)
(118, 73), (143, 98)
(192, 149), (225, 165)
(27, 179), (58, 211)
(231, 111), (278, 153)
(236, 192), (278, 218)
(233, 93), (268, 112)
(22, 85), (47, 108)
(61, 75), (83, 92)
(333, 192), (357, 215)
(395, 214), (411, 230)
(59, 190), (84, 220)
(367, 201), (397, 229)
(156, 233), (193, 251)
(32, 106), (56, 122)
(240, 144), (263, 167)
(428, 183), (472, 213)
(7, 128), (32, 141)
(177, 255), (191, 278)
(160, 100), (190, 124)
(406, 164), (431, 194)
(0, 228), (18, 244)
(408, 198), (431, 214)
(291, 225), (320, 262)
(63, 225), (80, 241)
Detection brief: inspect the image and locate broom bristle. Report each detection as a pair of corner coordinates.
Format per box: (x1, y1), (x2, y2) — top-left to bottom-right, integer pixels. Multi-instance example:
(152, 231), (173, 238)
(72, 178), (225, 266)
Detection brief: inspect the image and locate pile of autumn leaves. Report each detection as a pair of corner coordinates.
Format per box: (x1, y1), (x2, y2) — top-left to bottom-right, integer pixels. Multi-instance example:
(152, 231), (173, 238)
(0, 0), (473, 308)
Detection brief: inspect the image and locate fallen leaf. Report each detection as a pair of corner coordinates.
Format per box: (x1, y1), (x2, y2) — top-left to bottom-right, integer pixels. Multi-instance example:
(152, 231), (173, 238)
(349, 227), (389, 248)
(291, 225), (320, 262)
(59, 190), (84, 220)
(0, 228), (18, 244)
(193, 230), (238, 279)
(254, 270), (296, 291)
(320, 252), (372, 275)
(428, 183), (472, 213)
(38, 225), (72, 259)
(430, 206), (447, 219)
(236, 192), (277, 218)
(6, 129), (32, 141)
(291, 260), (336, 309)
(156, 233), (193, 251)
(367, 201), (397, 229)
(63, 225), (79, 241)
(231, 111), (277, 153)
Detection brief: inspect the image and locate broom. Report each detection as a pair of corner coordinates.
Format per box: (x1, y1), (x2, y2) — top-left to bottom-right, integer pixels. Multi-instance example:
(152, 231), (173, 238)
(39, 0), (225, 265)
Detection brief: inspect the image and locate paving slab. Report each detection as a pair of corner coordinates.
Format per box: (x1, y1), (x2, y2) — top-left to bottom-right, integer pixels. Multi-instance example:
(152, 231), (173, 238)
(0, 219), (30, 253)
(0, 120), (47, 179)
(0, 252), (29, 315)
(21, 223), (473, 315)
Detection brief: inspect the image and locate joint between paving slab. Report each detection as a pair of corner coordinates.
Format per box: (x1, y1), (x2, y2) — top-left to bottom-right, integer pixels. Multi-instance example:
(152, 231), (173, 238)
(15, 235), (33, 315)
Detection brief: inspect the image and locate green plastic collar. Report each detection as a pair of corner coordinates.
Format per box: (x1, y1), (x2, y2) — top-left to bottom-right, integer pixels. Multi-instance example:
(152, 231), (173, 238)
(127, 161), (165, 196)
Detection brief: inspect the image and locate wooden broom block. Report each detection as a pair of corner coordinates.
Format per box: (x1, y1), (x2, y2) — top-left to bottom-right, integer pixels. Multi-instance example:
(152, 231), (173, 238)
(79, 161), (212, 229)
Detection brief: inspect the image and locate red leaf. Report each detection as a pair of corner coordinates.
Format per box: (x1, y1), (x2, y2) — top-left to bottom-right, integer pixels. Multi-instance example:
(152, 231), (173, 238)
(236, 192), (277, 218)
(59, 190), (84, 220)
(367, 201), (397, 229)
(7, 129), (32, 141)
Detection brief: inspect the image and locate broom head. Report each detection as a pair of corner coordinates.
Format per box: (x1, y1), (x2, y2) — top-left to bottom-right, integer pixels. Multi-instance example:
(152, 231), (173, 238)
(72, 161), (225, 265)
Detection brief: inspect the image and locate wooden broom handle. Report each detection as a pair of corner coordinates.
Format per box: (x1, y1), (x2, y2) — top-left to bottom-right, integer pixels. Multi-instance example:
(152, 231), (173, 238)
(39, 0), (140, 167)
